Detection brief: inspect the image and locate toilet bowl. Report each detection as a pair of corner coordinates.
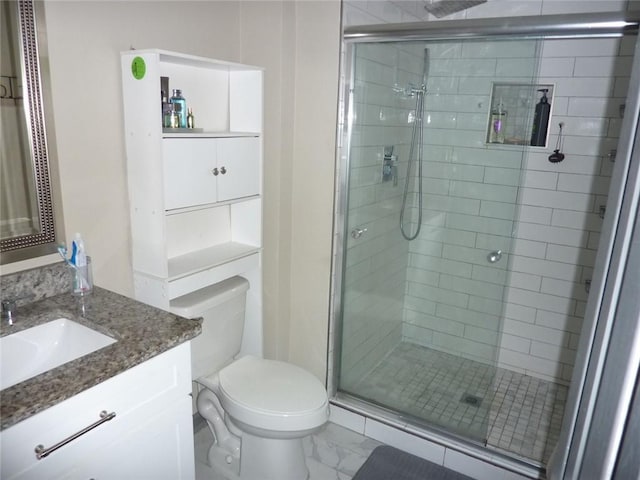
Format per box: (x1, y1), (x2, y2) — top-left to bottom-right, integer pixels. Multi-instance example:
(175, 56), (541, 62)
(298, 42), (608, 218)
(198, 355), (328, 479)
(171, 277), (329, 480)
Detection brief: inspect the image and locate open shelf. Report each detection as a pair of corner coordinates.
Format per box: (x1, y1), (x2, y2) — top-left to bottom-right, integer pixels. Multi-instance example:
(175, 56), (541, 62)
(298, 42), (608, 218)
(162, 130), (260, 139)
(486, 82), (554, 147)
(167, 242), (260, 281)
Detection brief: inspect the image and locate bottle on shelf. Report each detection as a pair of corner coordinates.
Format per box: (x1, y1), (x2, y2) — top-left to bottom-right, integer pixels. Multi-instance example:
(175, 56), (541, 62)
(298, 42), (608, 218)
(164, 104), (180, 129)
(161, 90), (171, 127)
(169, 89), (187, 128)
(530, 89), (551, 147)
(187, 108), (195, 129)
(489, 99), (507, 144)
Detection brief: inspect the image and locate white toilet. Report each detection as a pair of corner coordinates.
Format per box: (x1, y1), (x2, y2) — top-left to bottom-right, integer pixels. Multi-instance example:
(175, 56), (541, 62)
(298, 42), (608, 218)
(170, 276), (329, 480)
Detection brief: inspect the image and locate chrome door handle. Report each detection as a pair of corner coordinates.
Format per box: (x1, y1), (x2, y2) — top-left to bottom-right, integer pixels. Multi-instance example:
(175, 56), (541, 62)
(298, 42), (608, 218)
(34, 410), (116, 459)
(351, 227), (368, 239)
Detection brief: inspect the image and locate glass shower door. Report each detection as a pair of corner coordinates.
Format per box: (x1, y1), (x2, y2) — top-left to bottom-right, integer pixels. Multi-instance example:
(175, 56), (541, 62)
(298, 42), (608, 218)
(338, 38), (541, 443)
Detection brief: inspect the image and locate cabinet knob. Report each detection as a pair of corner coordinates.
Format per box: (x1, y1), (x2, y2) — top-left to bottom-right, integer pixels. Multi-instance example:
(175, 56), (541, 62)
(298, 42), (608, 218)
(220, 166), (227, 175)
(212, 168), (219, 176)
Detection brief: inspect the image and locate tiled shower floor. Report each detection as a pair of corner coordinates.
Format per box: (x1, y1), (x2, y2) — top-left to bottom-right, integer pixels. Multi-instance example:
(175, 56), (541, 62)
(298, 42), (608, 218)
(347, 342), (568, 464)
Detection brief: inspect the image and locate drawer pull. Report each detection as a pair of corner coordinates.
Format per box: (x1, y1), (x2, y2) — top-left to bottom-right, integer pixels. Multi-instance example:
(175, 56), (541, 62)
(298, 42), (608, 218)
(35, 410), (116, 459)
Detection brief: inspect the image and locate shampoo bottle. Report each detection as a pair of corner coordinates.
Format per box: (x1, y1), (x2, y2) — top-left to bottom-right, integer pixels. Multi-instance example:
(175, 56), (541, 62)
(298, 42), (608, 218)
(531, 89), (551, 147)
(489, 100), (507, 144)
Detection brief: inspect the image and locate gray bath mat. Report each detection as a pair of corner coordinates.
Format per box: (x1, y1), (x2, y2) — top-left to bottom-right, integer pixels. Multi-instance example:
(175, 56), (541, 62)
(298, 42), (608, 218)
(353, 445), (475, 480)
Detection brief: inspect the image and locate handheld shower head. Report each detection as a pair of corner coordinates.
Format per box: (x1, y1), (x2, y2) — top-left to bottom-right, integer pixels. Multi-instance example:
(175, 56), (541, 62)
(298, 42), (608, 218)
(423, 0), (488, 18)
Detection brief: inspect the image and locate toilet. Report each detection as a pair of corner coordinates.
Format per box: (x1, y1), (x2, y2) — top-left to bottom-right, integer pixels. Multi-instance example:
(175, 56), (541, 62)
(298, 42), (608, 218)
(170, 276), (329, 480)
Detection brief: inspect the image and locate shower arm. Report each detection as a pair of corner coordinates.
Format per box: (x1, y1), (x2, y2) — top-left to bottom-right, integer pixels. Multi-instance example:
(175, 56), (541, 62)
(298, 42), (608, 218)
(344, 11), (639, 43)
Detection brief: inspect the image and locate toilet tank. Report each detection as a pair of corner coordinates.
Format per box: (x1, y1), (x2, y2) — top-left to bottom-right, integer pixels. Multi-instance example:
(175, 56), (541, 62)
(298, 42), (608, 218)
(170, 276), (250, 380)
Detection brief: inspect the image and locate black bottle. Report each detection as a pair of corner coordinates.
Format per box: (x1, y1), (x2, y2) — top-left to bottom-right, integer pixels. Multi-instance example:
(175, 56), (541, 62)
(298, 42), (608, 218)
(531, 89), (550, 147)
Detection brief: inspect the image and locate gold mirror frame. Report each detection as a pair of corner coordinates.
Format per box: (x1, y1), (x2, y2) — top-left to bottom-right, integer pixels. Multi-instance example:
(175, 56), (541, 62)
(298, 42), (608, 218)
(1, 0), (63, 264)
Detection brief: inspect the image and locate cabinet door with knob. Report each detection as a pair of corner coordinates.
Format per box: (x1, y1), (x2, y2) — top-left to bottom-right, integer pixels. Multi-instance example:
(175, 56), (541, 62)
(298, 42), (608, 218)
(216, 137), (260, 202)
(164, 138), (217, 210)
(163, 136), (259, 210)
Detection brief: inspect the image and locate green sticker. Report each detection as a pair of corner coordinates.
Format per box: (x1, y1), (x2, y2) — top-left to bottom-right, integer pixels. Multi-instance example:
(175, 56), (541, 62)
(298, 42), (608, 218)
(131, 56), (146, 80)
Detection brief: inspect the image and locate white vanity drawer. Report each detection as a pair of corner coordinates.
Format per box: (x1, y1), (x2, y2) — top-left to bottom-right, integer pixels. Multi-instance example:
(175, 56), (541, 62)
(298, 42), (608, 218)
(1, 342), (193, 480)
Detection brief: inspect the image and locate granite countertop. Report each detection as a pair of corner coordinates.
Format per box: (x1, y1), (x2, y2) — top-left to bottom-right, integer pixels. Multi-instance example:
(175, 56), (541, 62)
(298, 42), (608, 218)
(0, 287), (201, 431)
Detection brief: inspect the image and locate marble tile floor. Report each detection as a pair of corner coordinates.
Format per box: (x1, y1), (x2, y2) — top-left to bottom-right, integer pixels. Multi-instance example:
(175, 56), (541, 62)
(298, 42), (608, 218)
(194, 421), (382, 480)
(346, 342), (568, 464)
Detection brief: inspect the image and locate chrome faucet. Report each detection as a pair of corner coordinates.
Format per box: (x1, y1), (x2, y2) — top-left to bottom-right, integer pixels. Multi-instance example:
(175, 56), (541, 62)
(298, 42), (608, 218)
(1, 299), (16, 325)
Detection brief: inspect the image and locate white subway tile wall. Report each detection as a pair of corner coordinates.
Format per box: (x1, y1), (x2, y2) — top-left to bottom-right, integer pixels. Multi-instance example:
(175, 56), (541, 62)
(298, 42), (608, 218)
(502, 34), (633, 383)
(337, 0), (635, 388)
(396, 37), (534, 366)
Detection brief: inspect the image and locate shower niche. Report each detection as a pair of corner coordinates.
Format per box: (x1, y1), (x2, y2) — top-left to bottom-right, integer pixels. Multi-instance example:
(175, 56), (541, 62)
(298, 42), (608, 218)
(486, 82), (554, 147)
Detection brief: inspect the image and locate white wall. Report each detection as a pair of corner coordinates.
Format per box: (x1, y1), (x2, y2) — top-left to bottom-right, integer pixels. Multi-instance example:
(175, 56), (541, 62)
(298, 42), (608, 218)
(41, 0), (245, 296)
(1, 1), (342, 383)
(287, 1), (341, 379)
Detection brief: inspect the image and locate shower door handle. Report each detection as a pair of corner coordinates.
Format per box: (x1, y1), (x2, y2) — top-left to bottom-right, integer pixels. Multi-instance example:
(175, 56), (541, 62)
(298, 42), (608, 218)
(351, 227), (368, 239)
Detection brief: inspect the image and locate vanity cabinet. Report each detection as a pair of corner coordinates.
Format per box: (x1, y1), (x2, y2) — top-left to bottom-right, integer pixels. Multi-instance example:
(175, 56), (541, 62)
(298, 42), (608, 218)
(121, 50), (264, 356)
(1, 343), (194, 480)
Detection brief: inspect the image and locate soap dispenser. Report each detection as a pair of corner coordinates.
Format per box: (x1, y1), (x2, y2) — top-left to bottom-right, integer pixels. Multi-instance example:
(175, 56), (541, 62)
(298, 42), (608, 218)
(531, 89), (551, 147)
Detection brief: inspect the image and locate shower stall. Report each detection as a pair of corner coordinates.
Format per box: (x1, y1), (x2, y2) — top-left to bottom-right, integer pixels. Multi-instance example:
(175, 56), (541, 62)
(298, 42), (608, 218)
(330, 11), (640, 476)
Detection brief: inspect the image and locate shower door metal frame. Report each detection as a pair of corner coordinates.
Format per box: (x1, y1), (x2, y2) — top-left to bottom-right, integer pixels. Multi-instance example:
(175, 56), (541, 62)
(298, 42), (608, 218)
(330, 10), (640, 477)
(343, 11), (640, 43)
(327, 41), (356, 396)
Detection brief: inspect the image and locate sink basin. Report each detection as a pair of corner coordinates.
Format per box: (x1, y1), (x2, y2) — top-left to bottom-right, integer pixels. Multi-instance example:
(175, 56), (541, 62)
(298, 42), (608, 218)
(0, 318), (116, 391)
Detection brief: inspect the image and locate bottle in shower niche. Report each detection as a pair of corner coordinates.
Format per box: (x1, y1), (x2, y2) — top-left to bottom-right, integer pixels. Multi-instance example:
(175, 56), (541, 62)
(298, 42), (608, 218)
(489, 100), (507, 144)
(169, 89), (187, 128)
(531, 89), (551, 147)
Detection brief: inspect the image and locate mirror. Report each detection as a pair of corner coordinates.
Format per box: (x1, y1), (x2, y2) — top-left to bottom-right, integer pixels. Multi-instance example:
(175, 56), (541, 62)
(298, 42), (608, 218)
(0, 0), (63, 264)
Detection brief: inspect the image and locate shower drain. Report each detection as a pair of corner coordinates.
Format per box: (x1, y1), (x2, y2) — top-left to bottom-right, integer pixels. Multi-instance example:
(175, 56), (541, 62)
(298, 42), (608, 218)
(460, 393), (483, 407)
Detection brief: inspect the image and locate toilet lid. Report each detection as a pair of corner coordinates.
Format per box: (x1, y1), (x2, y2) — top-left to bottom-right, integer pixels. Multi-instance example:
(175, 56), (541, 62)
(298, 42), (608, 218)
(218, 356), (329, 431)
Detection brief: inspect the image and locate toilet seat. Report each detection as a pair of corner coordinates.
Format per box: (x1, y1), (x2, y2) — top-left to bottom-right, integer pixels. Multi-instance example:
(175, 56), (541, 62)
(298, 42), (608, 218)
(215, 355), (329, 432)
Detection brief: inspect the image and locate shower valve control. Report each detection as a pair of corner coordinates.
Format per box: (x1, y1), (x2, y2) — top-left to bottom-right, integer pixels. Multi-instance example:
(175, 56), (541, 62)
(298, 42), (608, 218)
(382, 146), (398, 185)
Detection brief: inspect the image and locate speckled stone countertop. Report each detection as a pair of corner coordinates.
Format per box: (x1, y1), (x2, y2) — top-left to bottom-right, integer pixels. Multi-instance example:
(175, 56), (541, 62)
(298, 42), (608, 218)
(0, 286), (201, 431)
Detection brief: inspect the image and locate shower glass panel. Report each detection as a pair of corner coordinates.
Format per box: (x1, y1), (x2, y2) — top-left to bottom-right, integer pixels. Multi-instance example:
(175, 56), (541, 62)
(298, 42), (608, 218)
(338, 38), (541, 443)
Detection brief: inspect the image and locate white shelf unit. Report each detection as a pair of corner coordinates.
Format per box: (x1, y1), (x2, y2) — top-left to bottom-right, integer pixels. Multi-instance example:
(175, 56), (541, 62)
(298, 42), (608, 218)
(121, 50), (264, 357)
